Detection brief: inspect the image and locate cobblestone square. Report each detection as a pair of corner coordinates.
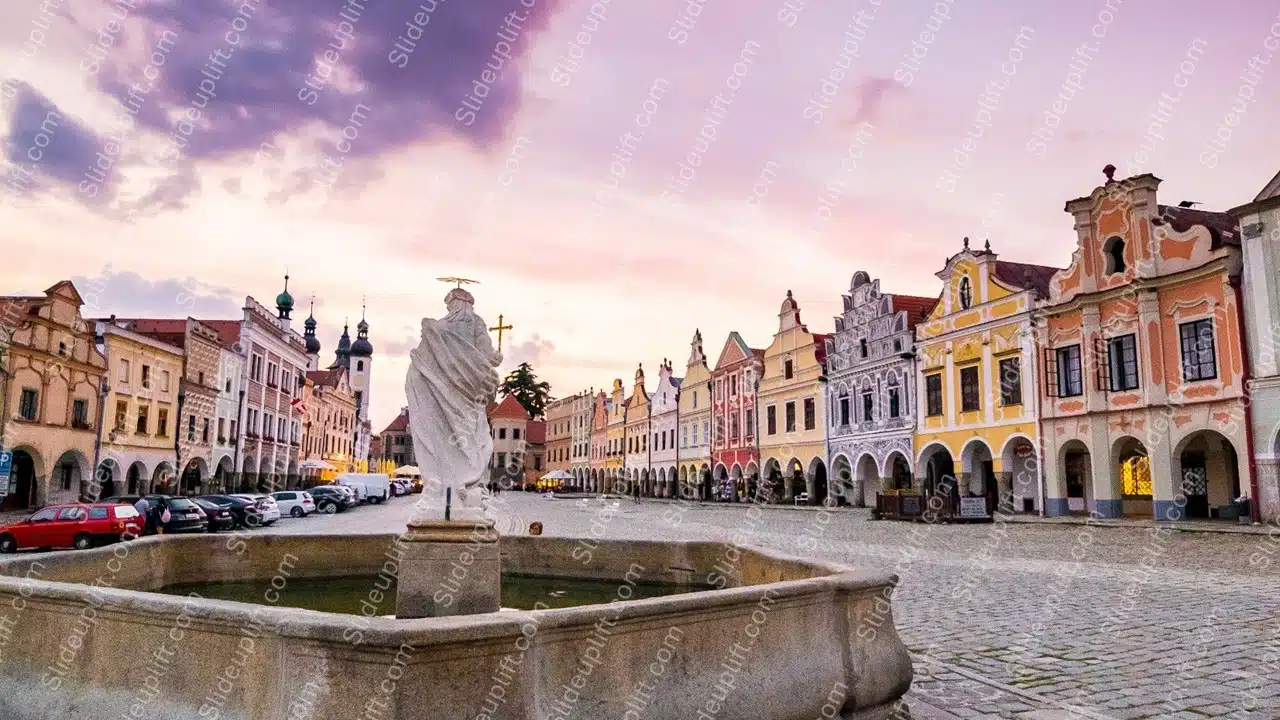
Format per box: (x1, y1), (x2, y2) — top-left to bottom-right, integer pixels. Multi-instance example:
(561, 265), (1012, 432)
(275, 494), (1280, 718)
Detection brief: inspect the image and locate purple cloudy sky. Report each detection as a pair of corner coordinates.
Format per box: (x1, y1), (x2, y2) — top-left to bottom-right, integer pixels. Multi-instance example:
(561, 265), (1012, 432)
(2, 0), (1277, 429)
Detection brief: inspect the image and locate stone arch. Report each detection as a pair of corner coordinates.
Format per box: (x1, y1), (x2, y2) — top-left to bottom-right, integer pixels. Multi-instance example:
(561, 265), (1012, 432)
(959, 437), (995, 497)
(855, 453), (879, 508)
(1058, 439), (1093, 516)
(783, 457), (804, 501)
(999, 434), (1039, 514)
(667, 466), (677, 498)
(214, 454), (234, 494)
(95, 457), (122, 500)
(917, 442), (956, 497)
(1110, 435), (1151, 518)
(713, 463), (730, 502)
(152, 461), (175, 494)
(3, 446), (43, 510)
(699, 463), (712, 501)
(762, 458), (783, 502)
(50, 449), (90, 504)
(126, 461), (147, 495)
(830, 453), (853, 506)
(1173, 429), (1243, 521)
(885, 451), (913, 492)
(181, 457), (208, 496)
(808, 456), (828, 506)
(241, 455), (258, 493)
(743, 461), (759, 501)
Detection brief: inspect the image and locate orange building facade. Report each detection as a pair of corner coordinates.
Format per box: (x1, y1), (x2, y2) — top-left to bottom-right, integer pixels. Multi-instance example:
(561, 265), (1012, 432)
(1038, 170), (1250, 520)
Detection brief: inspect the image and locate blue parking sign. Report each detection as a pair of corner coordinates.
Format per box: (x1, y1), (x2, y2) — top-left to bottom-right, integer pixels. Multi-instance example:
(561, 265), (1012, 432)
(0, 450), (11, 497)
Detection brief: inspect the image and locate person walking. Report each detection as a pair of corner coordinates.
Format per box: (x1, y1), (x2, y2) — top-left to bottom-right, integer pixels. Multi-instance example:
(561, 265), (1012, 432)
(133, 497), (152, 535)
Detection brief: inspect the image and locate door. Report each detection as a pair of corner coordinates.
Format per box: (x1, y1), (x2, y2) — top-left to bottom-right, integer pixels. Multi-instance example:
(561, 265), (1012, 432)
(1181, 455), (1209, 519)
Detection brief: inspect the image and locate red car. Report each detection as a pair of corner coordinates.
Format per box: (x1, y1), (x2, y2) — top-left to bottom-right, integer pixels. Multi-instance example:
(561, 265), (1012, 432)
(0, 503), (144, 552)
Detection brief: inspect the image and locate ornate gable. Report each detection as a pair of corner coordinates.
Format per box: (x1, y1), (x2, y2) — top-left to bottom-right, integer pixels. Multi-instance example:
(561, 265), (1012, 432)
(714, 332), (750, 370)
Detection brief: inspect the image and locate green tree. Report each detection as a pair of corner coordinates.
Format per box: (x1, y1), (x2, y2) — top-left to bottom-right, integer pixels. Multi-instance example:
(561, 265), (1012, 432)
(500, 363), (552, 418)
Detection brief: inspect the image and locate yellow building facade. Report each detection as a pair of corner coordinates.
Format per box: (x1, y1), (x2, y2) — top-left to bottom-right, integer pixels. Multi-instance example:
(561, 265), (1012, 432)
(914, 240), (1057, 514)
(677, 330), (713, 497)
(96, 320), (186, 497)
(605, 378), (626, 484)
(758, 291), (830, 504)
(1, 282), (107, 509)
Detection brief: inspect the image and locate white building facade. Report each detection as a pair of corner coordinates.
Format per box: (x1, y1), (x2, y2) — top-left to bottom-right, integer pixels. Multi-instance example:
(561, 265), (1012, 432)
(649, 359), (681, 498)
(825, 272), (934, 506)
(677, 330), (713, 498)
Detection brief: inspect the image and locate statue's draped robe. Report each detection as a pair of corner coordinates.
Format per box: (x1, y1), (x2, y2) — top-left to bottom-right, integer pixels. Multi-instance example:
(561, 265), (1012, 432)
(406, 311), (501, 493)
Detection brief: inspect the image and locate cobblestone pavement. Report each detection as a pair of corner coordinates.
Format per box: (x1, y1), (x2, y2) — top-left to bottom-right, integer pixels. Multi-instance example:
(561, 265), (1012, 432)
(267, 494), (1280, 719)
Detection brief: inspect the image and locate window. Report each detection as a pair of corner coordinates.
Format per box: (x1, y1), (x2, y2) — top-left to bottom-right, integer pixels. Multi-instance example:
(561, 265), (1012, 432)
(958, 276), (973, 309)
(1107, 334), (1139, 391)
(1104, 236), (1126, 274)
(839, 394), (850, 425)
(745, 409), (754, 437)
(357, 360), (364, 371)
(230, 419), (237, 440)
(28, 508), (56, 523)
(766, 405), (777, 435)
(57, 505), (86, 520)
(960, 366), (981, 412)
(998, 357), (1023, 405)
(141, 365), (152, 389)
(197, 371), (204, 386)
(804, 398), (815, 430)
(267, 363), (279, 387)
(785, 401), (796, 432)
(161, 370), (171, 392)
(714, 417), (725, 443)
(1179, 319), (1217, 382)
(888, 385), (901, 418)
(862, 391), (873, 421)
(498, 428), (506, 439)
(925, 374), (943, 417)
(692, 391), (698, 409)
(218, 417), (226, 441)
(114, 400), (128, 431)
(250, 355), (263, 381)
(1055, 345), (1084, 397)
(136, 405), (150, 434)
(119, 359), (130, 384)
(72, 399), (89, 428)
(514, 428), (521, 440)
(859, 339), (868, 358)
(17, 388), (38, 422)
(784, 358), (794, 379)
(730, 412), (740, 440)
(702, 421), (709, 444)
(89, 507), (109, 520)
(202, 418), (210, 443)
(58, 342), (67, 356)
(188, 414), (197, 442)
(893, 338), (902, 353)
(225, 379), (232, 393)
(730, 375), (737, 396)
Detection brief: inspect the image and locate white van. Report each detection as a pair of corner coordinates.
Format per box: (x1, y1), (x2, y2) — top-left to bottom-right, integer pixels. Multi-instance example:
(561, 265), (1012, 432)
(336, 473), (391, 504)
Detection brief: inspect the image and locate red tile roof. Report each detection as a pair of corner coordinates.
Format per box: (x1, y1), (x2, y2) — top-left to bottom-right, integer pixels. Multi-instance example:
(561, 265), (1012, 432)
(525, 419), (546, 444)
(100, 317), (242, 350)
(1155, 205), (1240, 248)
(812, 333), (831, 367)
(893, 295), (939, 327)
(382, 410), (409, 434)
(306, 369), (341, 387)
(488, 394), (530, 421)
(993, 261), (1060, 298)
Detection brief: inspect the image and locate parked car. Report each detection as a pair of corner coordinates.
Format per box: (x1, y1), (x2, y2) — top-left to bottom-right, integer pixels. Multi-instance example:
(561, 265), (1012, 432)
(145, 495), (209, 533)
(336, 473), (391, 504)
(308, 486), (352, 514)
(271, 491), (316, 518)
(0, 503), (144, 552)
(230, 494), (281, 525)
(191, 498), (236, 532)
(198, 495), (264, 528)
(390, 479), (410, 497)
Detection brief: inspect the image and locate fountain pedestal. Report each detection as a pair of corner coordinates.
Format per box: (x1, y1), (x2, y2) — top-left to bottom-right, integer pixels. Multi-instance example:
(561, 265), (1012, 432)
(395, 519), (501, 618)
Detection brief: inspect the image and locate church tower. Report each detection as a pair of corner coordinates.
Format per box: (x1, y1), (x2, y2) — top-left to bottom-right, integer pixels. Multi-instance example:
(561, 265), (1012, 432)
(303, 297), (321, 371)
(349, 299), (374, 432)
(331, 320), (352, 371)
(275, 273), (295, 333)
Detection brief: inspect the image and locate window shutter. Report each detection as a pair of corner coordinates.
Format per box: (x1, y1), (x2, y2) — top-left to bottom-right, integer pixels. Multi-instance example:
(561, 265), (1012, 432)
(1094, 337), (1111, 393)
(1043, 347), (1059, 398)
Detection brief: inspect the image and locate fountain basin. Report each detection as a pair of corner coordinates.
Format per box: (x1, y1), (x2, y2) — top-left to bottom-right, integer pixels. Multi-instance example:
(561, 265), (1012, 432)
(0, 533), (912, 719)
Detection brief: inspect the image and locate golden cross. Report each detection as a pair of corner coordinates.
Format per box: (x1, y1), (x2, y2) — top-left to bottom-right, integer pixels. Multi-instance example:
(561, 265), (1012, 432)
(489, 314), (513, 352)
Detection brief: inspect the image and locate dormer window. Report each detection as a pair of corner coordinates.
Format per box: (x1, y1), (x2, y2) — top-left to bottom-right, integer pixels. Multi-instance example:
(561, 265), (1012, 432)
(1104, 236), (1127, 274)
(958, 276), (973, 309)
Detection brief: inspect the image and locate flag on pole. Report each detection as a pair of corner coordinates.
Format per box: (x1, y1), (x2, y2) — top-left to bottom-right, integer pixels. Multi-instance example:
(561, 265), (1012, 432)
(290, 396), (306, 416)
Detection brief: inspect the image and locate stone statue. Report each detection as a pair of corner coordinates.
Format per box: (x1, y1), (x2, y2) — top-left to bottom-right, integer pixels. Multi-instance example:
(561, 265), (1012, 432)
(405, 287), (503, 522)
